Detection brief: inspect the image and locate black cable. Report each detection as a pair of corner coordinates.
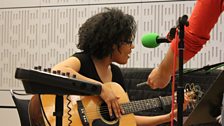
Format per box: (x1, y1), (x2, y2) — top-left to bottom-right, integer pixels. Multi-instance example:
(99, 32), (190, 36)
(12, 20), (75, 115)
(38, 95), (73, 126)
(183, 62), (224, 75)
(66, 95), (72, 126)
(0, 89), (25, 92)
(0, 106), (16, 108)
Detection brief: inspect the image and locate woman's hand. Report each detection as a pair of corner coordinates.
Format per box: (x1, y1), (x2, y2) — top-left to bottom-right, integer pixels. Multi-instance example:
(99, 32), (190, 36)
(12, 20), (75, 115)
(170, 93), (190, 119)
(100, 84), (122, 118)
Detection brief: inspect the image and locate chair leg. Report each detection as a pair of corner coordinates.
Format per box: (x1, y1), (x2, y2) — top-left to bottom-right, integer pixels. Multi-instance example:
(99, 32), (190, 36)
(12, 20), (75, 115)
(222, 93), (224, 126)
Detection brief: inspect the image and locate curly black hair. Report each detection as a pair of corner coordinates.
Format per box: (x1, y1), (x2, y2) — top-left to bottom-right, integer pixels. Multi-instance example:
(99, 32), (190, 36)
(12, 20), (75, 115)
(77, 8), (137, 59)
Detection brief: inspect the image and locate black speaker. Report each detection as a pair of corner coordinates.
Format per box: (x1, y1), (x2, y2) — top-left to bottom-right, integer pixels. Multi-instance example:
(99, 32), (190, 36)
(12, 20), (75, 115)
(184, 70), (224, 126)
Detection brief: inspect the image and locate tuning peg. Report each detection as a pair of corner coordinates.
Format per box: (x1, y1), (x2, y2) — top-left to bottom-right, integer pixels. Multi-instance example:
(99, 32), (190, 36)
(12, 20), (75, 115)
(52, 70), (57, 74)
(56, 70), (61, 74)
(34, 66), (38, 70)
(47, 68), (51, 73)
(37, 66), (42, 70)
(66, 72), (70, 77)
(62, 72), (66, 76)
(43, 68), (48, 72)
(34, 66), (42, 70)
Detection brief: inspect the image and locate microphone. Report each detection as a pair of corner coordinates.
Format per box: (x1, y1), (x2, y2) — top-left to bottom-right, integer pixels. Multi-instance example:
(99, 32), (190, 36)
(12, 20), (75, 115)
(141, 32), (170, 48)
(136, 81), (148, 87)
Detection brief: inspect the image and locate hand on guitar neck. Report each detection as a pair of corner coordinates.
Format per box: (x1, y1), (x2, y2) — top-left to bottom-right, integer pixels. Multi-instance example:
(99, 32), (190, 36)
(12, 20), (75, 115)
(169, 91), (192, 120)
(170, 83), (202, 120)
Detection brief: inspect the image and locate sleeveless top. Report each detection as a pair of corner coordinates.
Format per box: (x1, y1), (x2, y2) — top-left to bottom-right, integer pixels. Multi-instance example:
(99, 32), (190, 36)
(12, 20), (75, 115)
(72, 52), (125, 91)
(29, 52), (126, 126)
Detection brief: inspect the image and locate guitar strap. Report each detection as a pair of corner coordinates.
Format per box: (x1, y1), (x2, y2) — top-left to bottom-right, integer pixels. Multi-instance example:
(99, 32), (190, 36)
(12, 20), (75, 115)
(77, 100), (89, 126)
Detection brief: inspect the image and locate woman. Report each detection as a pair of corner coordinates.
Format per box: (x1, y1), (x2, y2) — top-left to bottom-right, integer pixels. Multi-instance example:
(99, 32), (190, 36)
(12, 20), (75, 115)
(29, 8), (188, 126)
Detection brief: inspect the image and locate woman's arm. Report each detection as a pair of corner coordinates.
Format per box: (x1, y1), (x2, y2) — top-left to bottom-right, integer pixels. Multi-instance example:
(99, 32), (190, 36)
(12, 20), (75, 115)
(52, 57), (101, 84)
(135, 93), (189, 126)
(135, 114), (171, 126)
(52, 57), (122, 118)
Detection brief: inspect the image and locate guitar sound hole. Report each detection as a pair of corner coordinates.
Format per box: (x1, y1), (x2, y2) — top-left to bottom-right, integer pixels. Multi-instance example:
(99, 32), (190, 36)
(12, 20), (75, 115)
(100, 102), (117, 121)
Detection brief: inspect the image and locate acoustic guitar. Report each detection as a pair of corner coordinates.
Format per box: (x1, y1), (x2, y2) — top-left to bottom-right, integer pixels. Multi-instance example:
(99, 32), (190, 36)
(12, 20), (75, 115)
(15, 68), (198, 126)
(41, 82), (196, 126)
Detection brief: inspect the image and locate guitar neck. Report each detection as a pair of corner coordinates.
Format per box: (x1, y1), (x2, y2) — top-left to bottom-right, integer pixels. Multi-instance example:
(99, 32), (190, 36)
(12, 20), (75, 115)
(121, 96), (172, 114)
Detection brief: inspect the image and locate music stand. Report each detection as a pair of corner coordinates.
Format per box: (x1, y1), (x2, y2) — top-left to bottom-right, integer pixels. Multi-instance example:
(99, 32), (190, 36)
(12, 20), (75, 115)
(15, 68), (102, 126)
(184, 70), (224, 126)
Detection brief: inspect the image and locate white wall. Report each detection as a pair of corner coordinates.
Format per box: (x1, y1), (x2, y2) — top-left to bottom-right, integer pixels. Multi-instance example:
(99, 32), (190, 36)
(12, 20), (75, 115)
(0, 0), (223, 125)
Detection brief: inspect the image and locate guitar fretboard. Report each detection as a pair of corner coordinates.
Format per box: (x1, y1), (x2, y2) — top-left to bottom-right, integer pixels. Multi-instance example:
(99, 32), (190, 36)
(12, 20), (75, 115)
(121, 96), (172, 114)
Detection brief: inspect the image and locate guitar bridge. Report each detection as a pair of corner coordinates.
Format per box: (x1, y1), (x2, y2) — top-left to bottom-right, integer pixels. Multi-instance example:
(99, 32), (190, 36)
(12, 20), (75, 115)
(77, 100), (89, 126)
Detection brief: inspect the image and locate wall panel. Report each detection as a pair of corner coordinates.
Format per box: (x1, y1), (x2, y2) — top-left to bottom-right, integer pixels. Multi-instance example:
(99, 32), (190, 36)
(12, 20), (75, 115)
(1, 0), (224, 89)
(0, 0), (223, 125)
(0, 9), (40, 89)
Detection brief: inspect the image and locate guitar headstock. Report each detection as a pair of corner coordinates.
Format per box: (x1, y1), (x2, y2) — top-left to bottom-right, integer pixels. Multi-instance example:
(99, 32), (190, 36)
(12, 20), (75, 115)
(184, 83), (204, 109)
(33, 66), (76, 78)
(15, 67), (102, 95)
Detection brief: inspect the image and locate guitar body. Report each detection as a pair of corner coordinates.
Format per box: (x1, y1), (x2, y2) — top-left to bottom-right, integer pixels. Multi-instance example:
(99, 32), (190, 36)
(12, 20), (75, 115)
(41, 82), (136, 126)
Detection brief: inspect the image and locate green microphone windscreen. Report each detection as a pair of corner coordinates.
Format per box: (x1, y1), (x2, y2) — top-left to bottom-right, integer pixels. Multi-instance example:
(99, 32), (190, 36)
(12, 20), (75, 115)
(141, 32), (160, 48)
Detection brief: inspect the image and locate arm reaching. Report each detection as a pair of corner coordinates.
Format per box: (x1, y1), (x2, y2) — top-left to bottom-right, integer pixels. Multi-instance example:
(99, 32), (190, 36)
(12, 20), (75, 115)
(147, 0), (223, 89)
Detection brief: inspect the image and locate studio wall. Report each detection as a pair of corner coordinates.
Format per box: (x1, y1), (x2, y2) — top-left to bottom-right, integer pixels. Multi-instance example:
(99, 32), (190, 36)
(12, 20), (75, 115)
(1, 0), (223, 90)
(0, 0), (223, 125)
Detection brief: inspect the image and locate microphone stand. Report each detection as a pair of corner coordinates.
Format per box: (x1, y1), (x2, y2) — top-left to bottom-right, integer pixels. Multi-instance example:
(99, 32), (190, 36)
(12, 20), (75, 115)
(54, 95), (63, 126)
(177, 15), (189, 126)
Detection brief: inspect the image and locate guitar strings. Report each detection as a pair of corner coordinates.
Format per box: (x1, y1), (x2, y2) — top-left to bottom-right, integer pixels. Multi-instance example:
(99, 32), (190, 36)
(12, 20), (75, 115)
(77, 106), (121, 117)
(76, 96), (196, 118)
(79, 98), (165, 116)
(70, 90), (197, 119)
(77, 104), (141, 119)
